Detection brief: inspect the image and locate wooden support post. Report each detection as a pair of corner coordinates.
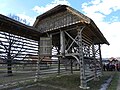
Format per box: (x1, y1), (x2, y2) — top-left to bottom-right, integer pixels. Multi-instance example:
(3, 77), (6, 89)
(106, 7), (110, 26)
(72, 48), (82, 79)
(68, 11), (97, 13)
(59, 30), (65, 74)
(58, 57), (60, 74)
(92, 41), (98, 80)
(60, 30), (65, 56)
(70, 59), (73, 74)
(35, 37), (40, 82)
(78, 26), (89, 89)
(98, 44), (103, 76)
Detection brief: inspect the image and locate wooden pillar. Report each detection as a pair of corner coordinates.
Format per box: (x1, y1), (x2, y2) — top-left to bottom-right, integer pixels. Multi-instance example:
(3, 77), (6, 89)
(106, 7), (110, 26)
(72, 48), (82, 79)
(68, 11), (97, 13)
(98, 44), (103, 75)
(78, 26), (89, 89)
(58, 57), (60, 74)
(70, 59), (73, 74)
(59, 30), (65, 74)
(35, 37), (40, 82)
(57, 46), (61, 75)
(88, 46), (91, 57)
(60, 30), (65, 56)
(92, 41), (97, 80)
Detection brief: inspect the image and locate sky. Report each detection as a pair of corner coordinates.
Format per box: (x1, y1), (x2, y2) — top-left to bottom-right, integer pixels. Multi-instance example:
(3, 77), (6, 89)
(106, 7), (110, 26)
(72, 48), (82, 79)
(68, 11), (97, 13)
(0, 0), (120, 58)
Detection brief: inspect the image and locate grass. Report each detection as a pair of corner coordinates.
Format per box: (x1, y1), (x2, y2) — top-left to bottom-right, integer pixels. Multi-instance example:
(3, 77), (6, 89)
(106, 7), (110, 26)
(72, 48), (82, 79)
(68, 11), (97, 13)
(88, 71), (116, 90)
(39, 73), (80, 90)
(1, 71), (119, 90)
(23, 72), (114, 90)
(1, 79), (37, 90)
(107, 71), (119, 90)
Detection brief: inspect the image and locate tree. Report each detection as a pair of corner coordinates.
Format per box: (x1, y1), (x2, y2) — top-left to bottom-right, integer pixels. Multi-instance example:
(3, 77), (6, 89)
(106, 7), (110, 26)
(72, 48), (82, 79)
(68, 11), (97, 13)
(8, 14), (30, 25)
(0, 14), (29, 76)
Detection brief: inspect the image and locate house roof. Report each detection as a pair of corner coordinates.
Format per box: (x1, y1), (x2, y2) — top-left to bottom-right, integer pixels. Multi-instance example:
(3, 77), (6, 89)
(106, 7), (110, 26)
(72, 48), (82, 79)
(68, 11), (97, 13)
(0, 5), (109, 45)
(0, 14), (41, 41)
(33, 5), (109, 45)
(35, 5), (90, 25)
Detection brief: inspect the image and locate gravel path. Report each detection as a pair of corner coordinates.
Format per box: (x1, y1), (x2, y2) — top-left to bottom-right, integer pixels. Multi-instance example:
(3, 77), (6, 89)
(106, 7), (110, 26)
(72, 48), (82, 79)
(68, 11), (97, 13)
(99, 76), (113, 90)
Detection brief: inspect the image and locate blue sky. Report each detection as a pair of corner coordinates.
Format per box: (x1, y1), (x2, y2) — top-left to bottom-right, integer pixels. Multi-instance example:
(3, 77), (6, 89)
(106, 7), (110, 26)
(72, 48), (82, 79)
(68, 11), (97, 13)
(0, 0), (120, 58)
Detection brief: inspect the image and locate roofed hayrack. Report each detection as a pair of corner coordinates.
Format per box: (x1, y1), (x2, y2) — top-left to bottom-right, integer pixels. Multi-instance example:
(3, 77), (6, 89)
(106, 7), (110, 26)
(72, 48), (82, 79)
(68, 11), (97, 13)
(33, 5), (109, 45)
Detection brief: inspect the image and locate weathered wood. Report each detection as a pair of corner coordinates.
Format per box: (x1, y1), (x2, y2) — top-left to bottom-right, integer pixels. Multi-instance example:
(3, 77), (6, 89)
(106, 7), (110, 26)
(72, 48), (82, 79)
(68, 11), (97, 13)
(70, 59), (73, 74)
(58, 58), (60, 74)
(0, 15), (40, 41)
(92, 41), (98, 80)
(77, 26), (89, 89)
(39, 37), (52, 56)
(60, 30), (65, 55)
(0, 31), (38, 62)
(37, 11), (80, 33)
(98, 44), (103, 75)
(0, 5), (109, 89)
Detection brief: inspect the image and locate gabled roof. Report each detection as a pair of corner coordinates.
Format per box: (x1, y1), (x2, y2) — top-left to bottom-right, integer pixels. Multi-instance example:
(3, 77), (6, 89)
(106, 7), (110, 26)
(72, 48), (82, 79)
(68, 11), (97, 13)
(0, 5), (109, 45)
(33, 5), (91, 26)
(33, 5), (109, 45)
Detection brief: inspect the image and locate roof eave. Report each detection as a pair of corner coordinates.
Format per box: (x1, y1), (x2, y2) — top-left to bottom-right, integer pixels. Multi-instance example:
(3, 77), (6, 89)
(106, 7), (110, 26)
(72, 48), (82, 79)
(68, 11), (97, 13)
(90, 20), (110, 45)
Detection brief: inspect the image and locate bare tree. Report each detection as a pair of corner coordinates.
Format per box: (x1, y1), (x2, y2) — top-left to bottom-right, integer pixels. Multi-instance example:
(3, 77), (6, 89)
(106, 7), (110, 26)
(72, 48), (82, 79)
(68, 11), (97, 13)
(0, 33), (26, 75)
(0, 14), (29, 76)
(8, 14), (30, 25)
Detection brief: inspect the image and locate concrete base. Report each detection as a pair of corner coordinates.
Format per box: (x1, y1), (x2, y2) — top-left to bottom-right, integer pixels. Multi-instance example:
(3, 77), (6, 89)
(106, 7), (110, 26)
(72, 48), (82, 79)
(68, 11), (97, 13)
(79, 86), (90, 89)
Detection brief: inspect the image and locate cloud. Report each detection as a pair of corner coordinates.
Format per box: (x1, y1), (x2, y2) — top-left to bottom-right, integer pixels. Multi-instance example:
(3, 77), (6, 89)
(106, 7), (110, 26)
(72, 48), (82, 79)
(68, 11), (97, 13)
(98, 21), (120, 58)
(33, 0), (70, 14)
(17, 13), (36, 26)
(82, 0), (120, 16)
(81, 0), (120, 58)
(110, 16), (119, 22)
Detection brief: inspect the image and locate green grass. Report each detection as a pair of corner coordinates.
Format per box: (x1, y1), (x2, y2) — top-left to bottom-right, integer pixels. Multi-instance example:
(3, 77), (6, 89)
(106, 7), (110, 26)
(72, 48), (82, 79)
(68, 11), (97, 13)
(36, 72), (113, 90)
(107, 72), (119, 90)
(88, 71), (115, 90)
(38, 73), (80, 90)
(1, 71), (118, 90)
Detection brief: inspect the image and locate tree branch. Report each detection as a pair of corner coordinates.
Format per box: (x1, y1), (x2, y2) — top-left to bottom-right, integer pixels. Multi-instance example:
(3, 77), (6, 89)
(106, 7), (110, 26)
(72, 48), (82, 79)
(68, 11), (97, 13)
(0, 40), (7, 52)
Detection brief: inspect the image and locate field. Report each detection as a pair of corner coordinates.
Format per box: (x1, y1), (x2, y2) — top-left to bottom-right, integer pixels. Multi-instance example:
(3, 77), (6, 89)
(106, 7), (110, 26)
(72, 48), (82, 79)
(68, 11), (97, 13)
(1, 71), (118, 90)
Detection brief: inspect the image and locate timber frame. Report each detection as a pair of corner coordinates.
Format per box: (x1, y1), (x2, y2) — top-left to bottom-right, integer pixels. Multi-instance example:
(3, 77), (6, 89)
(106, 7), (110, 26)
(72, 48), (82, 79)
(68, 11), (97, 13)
(0, 5), (109, 89)
(0, 14), (41, 41)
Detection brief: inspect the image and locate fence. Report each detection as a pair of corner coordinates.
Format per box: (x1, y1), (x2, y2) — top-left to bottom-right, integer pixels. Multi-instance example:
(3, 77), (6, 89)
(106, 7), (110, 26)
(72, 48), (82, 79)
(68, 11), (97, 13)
(0, 58), (79, 89)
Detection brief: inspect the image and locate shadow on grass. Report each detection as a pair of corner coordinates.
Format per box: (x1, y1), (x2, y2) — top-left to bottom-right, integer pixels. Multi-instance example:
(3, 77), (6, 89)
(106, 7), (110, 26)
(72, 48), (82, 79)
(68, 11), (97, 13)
(2, 71), (117, 90)
(23, 72), (114, 90)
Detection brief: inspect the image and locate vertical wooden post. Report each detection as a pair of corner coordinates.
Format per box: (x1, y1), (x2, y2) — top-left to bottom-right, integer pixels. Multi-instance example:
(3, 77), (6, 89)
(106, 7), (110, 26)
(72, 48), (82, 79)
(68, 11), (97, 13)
(60, 30), (65, 56)
(35, 37), (40, 82)
(98, 44), (103, 76)
(92, 41), (97, 80)
(58, 57), (60, 74)
(88, 46), (91, 57)
(78, 26), (89, 89)
(70, 59), (73, 74)
(59, 30), (65, 74)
